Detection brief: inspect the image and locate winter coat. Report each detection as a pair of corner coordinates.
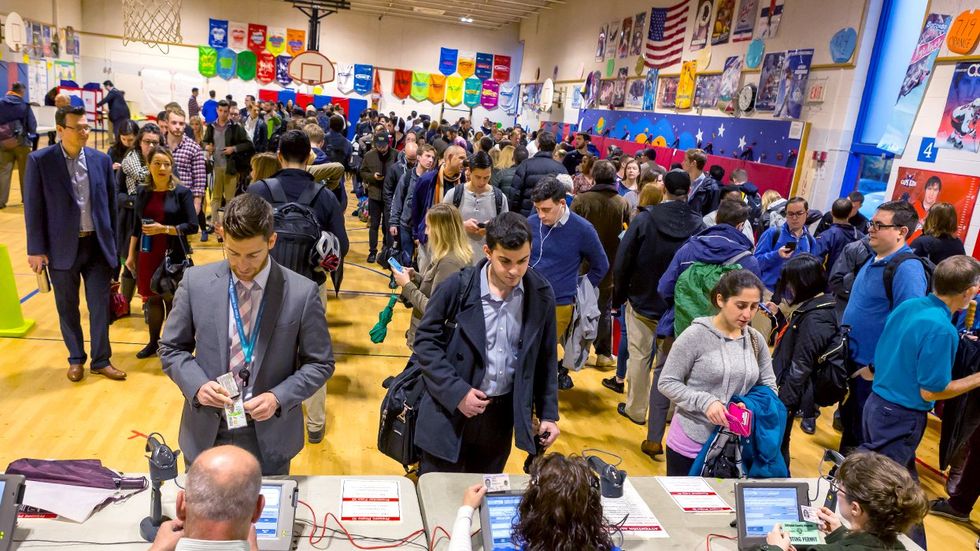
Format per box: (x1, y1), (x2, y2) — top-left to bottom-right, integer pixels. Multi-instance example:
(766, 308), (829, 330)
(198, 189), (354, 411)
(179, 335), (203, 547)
(507, 151), (568, 217)
(771, 294), (839, 410)
(570, 181), (629, 289)
(563, 276), (600, 372)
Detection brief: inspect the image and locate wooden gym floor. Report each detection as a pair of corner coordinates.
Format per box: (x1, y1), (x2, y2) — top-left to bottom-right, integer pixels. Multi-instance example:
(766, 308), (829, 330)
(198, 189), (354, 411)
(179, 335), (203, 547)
(0, 168), (977, 548)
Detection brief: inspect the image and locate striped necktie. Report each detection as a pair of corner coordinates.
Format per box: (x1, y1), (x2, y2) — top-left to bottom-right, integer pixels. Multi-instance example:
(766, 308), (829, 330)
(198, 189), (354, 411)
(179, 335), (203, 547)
(229, 280), (254, 388)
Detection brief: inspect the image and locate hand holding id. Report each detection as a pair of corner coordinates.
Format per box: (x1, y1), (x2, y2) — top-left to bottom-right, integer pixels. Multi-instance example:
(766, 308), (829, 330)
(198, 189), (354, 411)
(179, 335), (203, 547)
(244, 392), (279, 421)
(197, 381), (234, 407)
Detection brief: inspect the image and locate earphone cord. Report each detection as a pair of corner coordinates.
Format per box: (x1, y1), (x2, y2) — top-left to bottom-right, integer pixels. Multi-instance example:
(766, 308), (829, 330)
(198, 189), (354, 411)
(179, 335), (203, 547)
(531, 205), (562, 269)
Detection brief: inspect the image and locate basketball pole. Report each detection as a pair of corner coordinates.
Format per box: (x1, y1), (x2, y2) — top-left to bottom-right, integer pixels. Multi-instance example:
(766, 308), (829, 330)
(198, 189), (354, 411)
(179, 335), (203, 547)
(287, 0), (352, 51)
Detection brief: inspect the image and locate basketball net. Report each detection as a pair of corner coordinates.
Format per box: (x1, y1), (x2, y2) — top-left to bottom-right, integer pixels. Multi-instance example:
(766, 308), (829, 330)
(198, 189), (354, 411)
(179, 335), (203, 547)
(121, 0), (182, 54)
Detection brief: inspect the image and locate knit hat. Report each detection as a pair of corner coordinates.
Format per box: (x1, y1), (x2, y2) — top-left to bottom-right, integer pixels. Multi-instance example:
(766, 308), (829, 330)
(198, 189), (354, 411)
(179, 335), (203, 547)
(663, 169), (692, 195)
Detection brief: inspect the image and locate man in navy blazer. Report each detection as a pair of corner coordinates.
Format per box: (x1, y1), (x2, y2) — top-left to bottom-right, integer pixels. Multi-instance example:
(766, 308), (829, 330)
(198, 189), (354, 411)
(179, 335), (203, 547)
(24, 105), (125, 382)
(96, 80), (131, 146)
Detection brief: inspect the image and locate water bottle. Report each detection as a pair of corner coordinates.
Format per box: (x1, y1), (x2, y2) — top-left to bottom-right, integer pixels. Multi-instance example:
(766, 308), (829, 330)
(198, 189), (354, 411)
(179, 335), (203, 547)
(37, 265), (51, 294)
(141, 218), (154, 252)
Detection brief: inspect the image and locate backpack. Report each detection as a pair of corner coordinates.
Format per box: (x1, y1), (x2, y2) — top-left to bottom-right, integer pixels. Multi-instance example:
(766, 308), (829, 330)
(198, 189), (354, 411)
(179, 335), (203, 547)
(692, 429), (744, 478)
(882, 252), (935, 307)
(451, 182), (504, 215)
(761, 199), (787, 231)
(674, 250), (753, 336)
(0, 119), (25, 150)
(787, 301), (851, 407)
(262, 178), (327, 284)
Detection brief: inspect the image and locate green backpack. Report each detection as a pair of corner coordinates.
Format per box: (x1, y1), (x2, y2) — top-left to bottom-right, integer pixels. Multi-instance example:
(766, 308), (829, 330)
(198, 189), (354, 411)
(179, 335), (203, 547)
(673, 251), (753, 336)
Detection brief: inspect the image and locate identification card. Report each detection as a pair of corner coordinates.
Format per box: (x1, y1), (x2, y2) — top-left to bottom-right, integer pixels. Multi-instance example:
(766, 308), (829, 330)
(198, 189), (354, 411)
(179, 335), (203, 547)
(783, 521), (821, 545)
(225, 397), (248, 429)
(800, 505), (821, 524)
(483, 474), (511, 493)
(216, 372), (240, 399)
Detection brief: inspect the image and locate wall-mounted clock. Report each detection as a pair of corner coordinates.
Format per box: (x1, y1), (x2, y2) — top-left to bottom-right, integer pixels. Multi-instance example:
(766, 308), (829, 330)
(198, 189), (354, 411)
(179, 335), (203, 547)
(737, 83), (757, 114)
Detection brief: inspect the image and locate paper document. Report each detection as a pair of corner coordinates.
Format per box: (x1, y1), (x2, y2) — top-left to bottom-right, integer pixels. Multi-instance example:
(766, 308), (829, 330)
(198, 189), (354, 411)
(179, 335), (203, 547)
(656, 476), (735, 513)
(22, 480), (132, 522)
(340, 479), (401, 521)
(601, 479), (669, 538)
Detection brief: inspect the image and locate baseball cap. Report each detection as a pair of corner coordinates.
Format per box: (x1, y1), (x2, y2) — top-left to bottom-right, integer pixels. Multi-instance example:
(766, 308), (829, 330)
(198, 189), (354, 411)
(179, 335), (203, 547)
(374, 130), (390, 145)
(663, 169), (692, 195)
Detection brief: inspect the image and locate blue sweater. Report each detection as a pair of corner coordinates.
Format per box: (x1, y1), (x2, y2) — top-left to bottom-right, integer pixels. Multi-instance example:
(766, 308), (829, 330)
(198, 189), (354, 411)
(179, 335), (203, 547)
(754, 223), (816, 290)
(528, 211), (608, 305)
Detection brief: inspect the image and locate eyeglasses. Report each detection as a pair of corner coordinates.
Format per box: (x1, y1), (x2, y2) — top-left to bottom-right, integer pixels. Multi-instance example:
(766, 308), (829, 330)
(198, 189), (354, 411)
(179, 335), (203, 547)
(64, 125), (91, 133)
(142, 140), (160, 146)
(786, 210), (807, 218)
(828, 478), (853, 501)
(869, 220), (900, 231)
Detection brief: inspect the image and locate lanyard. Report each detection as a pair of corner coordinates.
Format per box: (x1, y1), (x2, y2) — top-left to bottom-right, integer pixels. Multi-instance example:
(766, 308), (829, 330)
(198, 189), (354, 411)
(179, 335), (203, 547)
(229, 276), (266, 382)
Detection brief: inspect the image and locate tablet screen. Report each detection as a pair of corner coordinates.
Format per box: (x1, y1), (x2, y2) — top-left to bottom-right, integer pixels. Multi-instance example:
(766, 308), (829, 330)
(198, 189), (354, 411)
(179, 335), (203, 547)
(485, 494), (522, 550)
(256, 485), (282, 539)
(742, 487), (801, 537)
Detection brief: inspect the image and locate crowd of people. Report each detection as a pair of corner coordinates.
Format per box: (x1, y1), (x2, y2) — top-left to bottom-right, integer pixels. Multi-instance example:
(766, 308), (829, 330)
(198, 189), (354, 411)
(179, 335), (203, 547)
(7, 79), (980, 549)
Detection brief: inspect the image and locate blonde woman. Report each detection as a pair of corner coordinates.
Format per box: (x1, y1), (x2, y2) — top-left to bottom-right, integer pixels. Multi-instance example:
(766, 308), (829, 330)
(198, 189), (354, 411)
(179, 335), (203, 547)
(761, 189), (788, 230)
(250, 151), (347, 191)
(188, 115), (205, 144)
(250, 152), (282, 183)
(490, 145), (521, 197)
(392, 204), (472, 350)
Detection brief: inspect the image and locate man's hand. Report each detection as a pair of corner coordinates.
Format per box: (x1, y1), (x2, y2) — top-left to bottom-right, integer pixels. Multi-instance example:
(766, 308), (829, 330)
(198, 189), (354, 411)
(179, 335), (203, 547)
(222, 146), (236, 155)
(244, 392), (279, 421)
(148, 519), (184, 551)
(463, 218), (484, 236)
(778, 246), (793, 259)
(538, 420), (560, 447)
(766, 524), (792, 551)
(389, 226), (399, 236)
(27, 254), (48, 274)
(457, 388), (489, 417)
(196, 381), (234, 408)
(854, 366), (874, 381)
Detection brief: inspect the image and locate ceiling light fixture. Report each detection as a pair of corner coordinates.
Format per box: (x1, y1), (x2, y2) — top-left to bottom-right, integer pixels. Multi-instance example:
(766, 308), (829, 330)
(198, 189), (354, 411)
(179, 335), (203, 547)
(460, 16), (474, 23)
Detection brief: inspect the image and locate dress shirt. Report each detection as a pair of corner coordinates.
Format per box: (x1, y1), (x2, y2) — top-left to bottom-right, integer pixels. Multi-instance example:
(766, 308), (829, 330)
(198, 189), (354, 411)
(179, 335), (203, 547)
(62, 144), (93, 232)
(228, 259), (272, 400)
(176, 539), (249, 551)
(479, 264), (524, 396)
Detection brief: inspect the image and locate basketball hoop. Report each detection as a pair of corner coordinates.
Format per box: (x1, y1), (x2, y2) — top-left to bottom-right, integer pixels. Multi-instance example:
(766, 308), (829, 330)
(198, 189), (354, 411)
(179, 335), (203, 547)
(288, 51), (336, 85)
(121, 0), (182, 54)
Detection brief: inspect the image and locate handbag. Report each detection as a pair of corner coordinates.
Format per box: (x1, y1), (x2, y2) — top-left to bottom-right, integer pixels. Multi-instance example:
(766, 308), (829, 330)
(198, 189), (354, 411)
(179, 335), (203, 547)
(150, 231), (193, 299)
(109, 281), (129, 322)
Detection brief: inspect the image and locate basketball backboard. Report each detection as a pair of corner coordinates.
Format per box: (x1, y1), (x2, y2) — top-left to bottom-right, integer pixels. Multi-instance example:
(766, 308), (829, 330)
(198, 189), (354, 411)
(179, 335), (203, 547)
(4, 12), (26, 51)
(288, 51), (336, 85)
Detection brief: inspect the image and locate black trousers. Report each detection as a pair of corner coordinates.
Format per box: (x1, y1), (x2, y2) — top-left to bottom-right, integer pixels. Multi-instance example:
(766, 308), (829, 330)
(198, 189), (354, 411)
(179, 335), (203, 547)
(368, 197), (384, 254)
(666, 446), (696, 476)
(48, 236), (114, 369)
(212, 417), (290, 476)
(949, 427), (980, 513)
(594, 281), (613, 356)
(419, 393), (514, 475)
(839, 376), (873, 455)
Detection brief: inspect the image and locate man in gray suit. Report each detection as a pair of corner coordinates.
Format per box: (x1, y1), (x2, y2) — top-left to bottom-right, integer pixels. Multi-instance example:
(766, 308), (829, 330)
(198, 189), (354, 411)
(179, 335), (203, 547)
(160, 193), (334, 475)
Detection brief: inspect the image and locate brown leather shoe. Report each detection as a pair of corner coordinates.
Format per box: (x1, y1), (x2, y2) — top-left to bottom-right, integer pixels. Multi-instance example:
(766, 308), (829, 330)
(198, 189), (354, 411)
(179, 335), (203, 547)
(67, 364), (84, 382)
(91, 365), (127, 380)
(641, 440), (663, 460)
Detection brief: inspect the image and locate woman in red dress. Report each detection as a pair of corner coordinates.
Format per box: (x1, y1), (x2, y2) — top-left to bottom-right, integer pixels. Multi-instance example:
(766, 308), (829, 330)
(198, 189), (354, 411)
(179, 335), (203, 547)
(124, 147), (198, 358)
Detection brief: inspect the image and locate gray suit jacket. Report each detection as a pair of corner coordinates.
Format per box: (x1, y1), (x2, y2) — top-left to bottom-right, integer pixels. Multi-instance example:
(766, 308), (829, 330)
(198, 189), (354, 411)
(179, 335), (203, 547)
(159, 259), (334, 466)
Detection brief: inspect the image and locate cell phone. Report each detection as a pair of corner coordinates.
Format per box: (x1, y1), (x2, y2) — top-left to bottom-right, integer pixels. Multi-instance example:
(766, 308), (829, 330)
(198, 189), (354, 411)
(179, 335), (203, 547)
(477, 222), (487, 229)
(388, 257), (404, 273)
(726, 403), (752, 437)
(142, 218), (155, 226)
(784, 241), (797, 251)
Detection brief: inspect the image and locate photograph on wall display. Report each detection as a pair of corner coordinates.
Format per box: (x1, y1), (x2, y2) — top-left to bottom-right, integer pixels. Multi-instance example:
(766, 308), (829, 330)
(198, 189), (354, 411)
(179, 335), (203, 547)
(607, 20), (620, 61)
(595, 24), (607, 62)
(598, 79), (616, 107)
(619, 16), (633, 59)
(936, 62), (980, 153)
(773, 49), (813, 119)
(891, 167), (980, 240)
(675, 60), (697, 109)
(643, 69), (659, 111)
(584, 70), (602, 107)
(711, 0), (736, 45)
(695, 74), (723, 108)
(756, 51), (786, 111)
(659, 76), (680, 108)
(626, 78), (646, 109)
(631, 12), (647, 56)
(718, 55), (744, 110)
(691, 0), (713, 51)
(732, 0), (757, 41)
(756, 0), (783, 39)
(612, 77), (627, 108)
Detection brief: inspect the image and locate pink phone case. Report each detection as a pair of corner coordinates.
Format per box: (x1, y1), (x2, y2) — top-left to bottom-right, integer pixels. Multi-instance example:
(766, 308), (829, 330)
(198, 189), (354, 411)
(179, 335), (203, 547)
(726, 403), (752, 437)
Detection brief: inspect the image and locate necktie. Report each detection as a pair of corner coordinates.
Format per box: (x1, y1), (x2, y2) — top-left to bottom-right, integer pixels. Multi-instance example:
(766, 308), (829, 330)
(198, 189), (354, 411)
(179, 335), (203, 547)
(229, 281), (254, 388)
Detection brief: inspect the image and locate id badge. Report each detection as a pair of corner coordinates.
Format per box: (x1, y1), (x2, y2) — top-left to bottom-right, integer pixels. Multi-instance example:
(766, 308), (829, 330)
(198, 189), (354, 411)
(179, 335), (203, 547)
(216, 372), (240, 399)
(225, 397), (248, 429)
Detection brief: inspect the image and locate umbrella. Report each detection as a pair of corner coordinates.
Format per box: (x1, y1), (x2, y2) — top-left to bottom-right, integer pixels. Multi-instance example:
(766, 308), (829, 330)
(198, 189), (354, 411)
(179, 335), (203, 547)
(370, 294), (399, 344)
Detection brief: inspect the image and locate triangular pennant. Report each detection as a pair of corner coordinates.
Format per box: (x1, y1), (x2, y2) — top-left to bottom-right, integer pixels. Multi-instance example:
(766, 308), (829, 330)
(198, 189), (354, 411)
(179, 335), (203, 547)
(236, 50), (257, 80)
(445, 76), (464, 106)
(410, 71), (430, 102)
(337, 64), (355, 94)
(199, 46), (218, 78)
(464, 77), (482, 107)
(428, 74), (447, 103)
(393, 70), (412, 99)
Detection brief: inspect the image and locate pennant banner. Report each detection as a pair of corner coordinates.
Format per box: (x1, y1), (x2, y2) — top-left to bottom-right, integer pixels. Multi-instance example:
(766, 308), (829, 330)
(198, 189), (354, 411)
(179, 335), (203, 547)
(286, 29), (306, 56)
(411, 71), (430, 101)
(500, 82), (519, 115)
(481, 80), (500, 109)
(457, 53), (475, 79)
(236, 50), (257, 80)
(228, 21), (247, 50)
(354, 64), (374, 95)
(428, 74), (447, 103)
(209, 19), (228, 49)
(198, 46), (218, 78)
(464, 77), (482, 107)
(256, 51), (275, 84)
(393, 69), (413, 99)
(439, 47), (458, 76)
(266, 27), (286, 56)
(492, 55), (511, 82)
(475, 53), (493, 81)
(445, 76), (464, 106)
(337, 64), (355, 94)
(247, 24), (267, 54)
(216, 47), (237, 80)
(276, 55), (292, 86)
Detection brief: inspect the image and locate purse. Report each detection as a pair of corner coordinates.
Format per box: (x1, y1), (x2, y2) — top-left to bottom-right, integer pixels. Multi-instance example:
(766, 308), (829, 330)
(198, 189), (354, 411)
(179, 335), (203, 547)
(150, 231), (193, 299)
(109, 281), (129, 322)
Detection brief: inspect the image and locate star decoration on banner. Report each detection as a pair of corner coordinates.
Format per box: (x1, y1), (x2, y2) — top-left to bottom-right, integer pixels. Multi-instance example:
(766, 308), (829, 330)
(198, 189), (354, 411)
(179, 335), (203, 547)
(695, 128), (704, 142)
(718, 123), (726, 137)
(738, 135), (747, 150)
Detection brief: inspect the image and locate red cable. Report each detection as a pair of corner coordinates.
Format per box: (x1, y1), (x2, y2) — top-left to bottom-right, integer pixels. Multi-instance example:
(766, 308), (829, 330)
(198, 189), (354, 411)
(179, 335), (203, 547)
(297, 499), (426, 550)
(914, 457), (948, 480)
(706, 533), (737, 550)
(428, 526), (451, 551)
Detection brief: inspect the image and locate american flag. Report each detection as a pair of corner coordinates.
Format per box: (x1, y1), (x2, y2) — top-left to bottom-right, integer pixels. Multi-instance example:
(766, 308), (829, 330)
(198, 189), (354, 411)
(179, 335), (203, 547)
(645, 1), (689, 69)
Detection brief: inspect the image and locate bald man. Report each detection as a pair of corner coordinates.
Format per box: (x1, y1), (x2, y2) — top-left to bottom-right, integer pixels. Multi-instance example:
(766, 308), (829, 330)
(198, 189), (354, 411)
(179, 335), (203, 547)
(149, 445), (262, 551)
(409, 144), (467, 271)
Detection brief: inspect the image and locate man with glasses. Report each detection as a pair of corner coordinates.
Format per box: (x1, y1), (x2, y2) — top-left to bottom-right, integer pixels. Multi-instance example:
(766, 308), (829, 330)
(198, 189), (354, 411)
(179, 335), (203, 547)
(754, 196), (816, 291)
(838, 201), (928, 455)
(24, 105), (126, 382)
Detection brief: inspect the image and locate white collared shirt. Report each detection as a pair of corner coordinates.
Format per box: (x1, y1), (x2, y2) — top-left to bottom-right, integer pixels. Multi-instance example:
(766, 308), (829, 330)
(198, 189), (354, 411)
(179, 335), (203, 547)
(176, 538), (249, 551)
(228, 259), (272, 400)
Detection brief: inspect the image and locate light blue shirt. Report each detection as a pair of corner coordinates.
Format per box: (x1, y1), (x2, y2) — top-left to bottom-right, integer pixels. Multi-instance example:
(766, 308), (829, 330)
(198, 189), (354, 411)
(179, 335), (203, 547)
(62, 145), (93, 232)
(479, 264), (524, 396)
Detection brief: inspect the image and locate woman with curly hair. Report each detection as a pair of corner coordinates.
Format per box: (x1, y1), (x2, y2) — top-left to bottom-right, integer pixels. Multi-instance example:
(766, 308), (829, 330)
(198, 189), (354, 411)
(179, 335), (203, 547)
(448, 453), (619, 550)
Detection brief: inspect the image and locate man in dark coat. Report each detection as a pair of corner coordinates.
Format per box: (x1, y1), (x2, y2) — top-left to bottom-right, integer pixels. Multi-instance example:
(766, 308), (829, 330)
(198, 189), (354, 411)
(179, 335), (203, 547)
(359, 130), (395, 263)
(414, 212), (559, 474)
(507, 131), (567, 217)
(97, 80), (131, 146)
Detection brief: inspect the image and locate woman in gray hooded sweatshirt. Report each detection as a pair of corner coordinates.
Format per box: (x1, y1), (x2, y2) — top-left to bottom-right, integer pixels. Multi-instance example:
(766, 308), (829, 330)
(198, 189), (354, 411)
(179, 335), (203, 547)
(658, 270), (778, 476)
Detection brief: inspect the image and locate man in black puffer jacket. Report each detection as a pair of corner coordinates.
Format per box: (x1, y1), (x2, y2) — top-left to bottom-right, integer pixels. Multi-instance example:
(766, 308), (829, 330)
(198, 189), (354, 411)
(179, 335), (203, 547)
(508, 131), (567, 216)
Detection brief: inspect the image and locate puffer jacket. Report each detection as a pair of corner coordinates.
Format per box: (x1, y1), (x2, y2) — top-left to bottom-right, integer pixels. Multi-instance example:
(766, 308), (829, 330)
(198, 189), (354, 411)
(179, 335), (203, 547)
(507, 151), (568, 216)
(771, 294), (839, 410)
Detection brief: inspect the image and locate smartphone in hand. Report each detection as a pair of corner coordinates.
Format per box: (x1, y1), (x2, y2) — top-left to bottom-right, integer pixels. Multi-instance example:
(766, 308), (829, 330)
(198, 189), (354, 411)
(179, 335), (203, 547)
(388, 257), (404, 273)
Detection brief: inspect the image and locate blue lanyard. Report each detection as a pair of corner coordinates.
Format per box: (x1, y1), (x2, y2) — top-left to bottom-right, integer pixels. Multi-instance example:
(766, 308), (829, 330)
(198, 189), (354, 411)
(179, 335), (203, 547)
(229, 276), (266, 369)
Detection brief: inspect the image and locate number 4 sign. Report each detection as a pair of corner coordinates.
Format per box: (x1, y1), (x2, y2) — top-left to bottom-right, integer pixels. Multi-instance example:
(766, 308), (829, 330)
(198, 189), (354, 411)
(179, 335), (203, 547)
(918, 137), (937, 163)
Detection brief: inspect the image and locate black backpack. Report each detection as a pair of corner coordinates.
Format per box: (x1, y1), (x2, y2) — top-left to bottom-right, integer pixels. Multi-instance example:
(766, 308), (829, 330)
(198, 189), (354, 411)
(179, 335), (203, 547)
(262, 178), (326, 284)
(882, 252), (935, 307)
(788, 302), (851, 407)
(451, 182), (504, 214)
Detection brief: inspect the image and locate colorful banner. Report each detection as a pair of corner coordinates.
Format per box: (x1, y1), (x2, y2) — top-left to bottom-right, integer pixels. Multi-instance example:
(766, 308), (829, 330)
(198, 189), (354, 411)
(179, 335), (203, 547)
(642, 69), (659, 110)
(892, 166), (980, 240)
(718, 55), (743, 111)
(936, 62), (980, 153)
(410, 71), (430, 102)
(773, 49), (813, 119)
(439, 47), (458, 76)
(266, 27), (286, 56)
(475, 53), (493, 80)
(501, 82), (519, 115)
(216, 47), (237, 80)
(393, 70), (412, 99)
(285, 29), (305, 56)
(276, 55), (292, 86)
(618, 16), (633, 59)
(457, 53), (476, 79)
(691, 0), (712, 51)
(732, 0), (757, 42)
(464, 77), (482, 107)
(756, 0), (783, 39)
(756, 51), (786, 111)
(879, 13), (952, 155)
(353, 64), (373, 95)
(675, 60), (696, 109)
(199, 46), (218, 78)
(236, 50), (257, 81)
(337, 64), (355, 94)
(228, 21), (247, 50)
(493, 55), (511, 82)
(209, 19), (228, 49)
(256, 51), (275, 84)
(247, 24), (267, 54)
(428, 74), (447, 103)
(445, 76), (464, 106)
(711, 0), (736, 45)
(481, 80), (500, 109)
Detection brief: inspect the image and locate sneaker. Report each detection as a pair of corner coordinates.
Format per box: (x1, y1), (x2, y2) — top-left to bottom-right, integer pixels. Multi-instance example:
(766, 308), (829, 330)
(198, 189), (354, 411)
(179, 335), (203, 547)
(594, 355), (616, 368)
(641, 440), (663, 459)
(929, 499), (971, 523)
(617, 403), (646, 426)
(558, 371), (574, 390)
(800, 417), (816, 435)
(307, 428), (325, 444)
(601, 376), (624, 394)
(367, 252), (377, 263)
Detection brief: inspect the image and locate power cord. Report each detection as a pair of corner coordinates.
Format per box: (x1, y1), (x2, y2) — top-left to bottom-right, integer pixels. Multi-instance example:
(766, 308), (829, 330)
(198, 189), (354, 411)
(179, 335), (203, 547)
(297, 499), (427, 550)
(706, 533), (737, 549)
